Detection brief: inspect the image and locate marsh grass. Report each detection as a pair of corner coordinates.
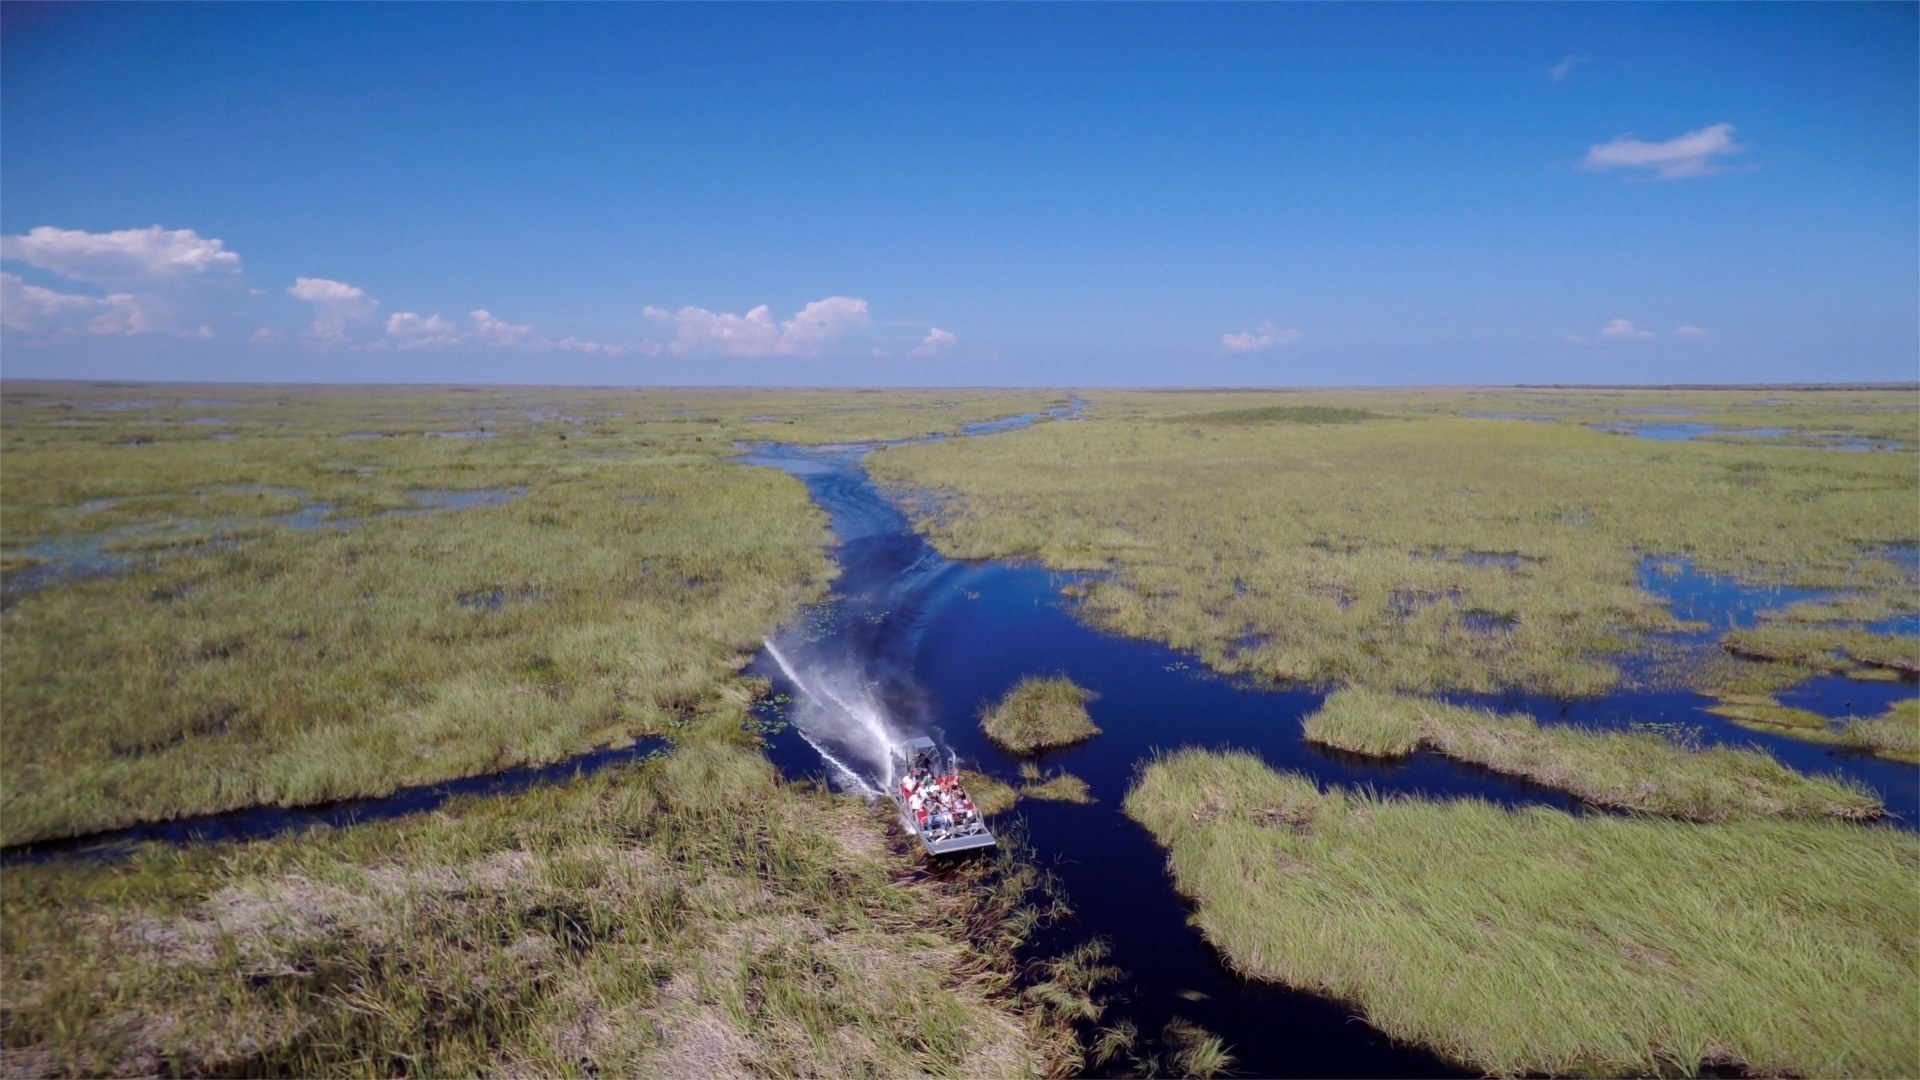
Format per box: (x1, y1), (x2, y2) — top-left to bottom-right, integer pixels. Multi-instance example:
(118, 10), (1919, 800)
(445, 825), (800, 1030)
(1016, 762), (1096, 804)
(1179, 404), (1379, 425)
(0, 728), (1098, 1077)
(0, 383), (1107, 1076)
(871, 388), (1917, 697)
(1304, 688), (1881, 820)
(1124, 748), (1920, 1077)
(1723, 624), (1920, 679)
(956, 766), (1095, 813)
(980, 676), (1101, 754)
(1703, 695), (1831, 729)
(959, 769), (1020, 816)
(1708, 694), (1920, 763)
(0, 384), (1068, 845)
(1157, 1018), (1237, 1079)
(1839, 698), (1920, 761)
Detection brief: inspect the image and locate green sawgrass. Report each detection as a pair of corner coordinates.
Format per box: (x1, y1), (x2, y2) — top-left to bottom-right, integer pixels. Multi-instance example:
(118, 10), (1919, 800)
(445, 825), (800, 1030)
(1016, 762), (1096, 804)
(870, 387), (1917, 698)
(958, 769), (1020, 816)
(1723, 624), (1920, 680)
(980, 676), (1101, 754)
(1124, 748), (1920, 1077)
(1707, 693), (1920, 763)
(0, 384), (1069, 844)
(1304, 687), (1881, 820)
(1839, 698), (1920, 761)
(1, 734), (1097, 1077)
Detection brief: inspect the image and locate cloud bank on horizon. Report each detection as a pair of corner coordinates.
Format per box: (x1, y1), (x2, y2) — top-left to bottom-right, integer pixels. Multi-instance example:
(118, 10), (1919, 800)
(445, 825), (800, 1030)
(1, 222), (1727, 372)
(1, 225), (955, 363)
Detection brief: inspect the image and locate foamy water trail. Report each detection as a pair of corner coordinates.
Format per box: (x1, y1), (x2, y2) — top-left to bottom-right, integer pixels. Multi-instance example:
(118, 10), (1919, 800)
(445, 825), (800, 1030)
(763, 639), (894, 796)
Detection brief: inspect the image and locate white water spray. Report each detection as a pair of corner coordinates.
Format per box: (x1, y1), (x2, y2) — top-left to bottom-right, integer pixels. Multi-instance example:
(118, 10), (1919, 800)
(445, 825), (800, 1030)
(764, 639), (898, 796)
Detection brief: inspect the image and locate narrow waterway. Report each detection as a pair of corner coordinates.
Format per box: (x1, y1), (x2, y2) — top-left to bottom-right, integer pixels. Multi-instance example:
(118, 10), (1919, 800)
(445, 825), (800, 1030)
(1, 737), (670, 866)
(741, 417), (1918, 1077)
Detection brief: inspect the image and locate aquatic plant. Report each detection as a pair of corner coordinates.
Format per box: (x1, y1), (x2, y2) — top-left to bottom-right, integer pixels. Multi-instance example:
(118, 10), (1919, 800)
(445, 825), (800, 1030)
(1838, 698), (1920, 761)
(959, 768), (1020, 816)
(1722, 624), (1920, 680)
(1124, 748), (1920, 1077)
(980, 676), (1101, 754)
(870, 387), (1917, 698)
(1178, 404), (1380, 425)
(1160, 1018), (1237, 1079)
(1016, 763), (1096, 804)
(0, 725), (1096, 1076)
(1707, 693), (1920, 763)
(0, 385), (1063, 845)
(1304, 687), (1881, 820)
(0, 383), (1105, 1076)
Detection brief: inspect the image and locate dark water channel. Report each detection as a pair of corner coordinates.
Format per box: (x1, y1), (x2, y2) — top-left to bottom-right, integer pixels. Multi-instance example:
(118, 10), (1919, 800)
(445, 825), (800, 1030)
(1, 738), (670, 867)
(740, 416), (1918, 1077)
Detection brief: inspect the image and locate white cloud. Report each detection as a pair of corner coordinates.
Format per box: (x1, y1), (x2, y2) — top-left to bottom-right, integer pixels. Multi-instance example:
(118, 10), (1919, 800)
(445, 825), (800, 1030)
(908, 327), (958, 359)
(780, 296), (870, 351)
(556, 336), (630, 356)
(0, 225), (241, 285)
(646, 303), (780, 356)
(289, 277), (379, 345)
(0, 223), (634, 355)
(470, 308), (535, 346)
(0, 271), (159, 337)
(1597, 318), (1654, 340)
(1221, 321), (1302, 351)
(385, 311), (461, 350)
(1549, 56), (1581, 82)
(1582, 123), (1744, 179)
(2, 271), (103, 331)
(0, 225), (248, 337)
(1674, 325), (1708, 339)
(643, 296), (872, 357)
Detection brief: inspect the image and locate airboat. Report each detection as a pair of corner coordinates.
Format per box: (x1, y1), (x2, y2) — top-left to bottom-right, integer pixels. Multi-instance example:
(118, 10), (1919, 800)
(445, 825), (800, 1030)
(888, 737), (997, 855)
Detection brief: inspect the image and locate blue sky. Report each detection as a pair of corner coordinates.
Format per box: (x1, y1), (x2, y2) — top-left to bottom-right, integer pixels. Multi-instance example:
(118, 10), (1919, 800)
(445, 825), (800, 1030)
(2, 3), (1915, 386)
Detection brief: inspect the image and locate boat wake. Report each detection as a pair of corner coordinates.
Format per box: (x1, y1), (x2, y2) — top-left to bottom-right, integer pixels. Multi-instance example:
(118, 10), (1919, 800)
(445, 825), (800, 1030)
(762, 639), (901, 797)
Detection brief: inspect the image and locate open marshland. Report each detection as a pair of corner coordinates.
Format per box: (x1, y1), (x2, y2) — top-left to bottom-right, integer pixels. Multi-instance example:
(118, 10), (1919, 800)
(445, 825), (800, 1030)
(1124, 748), (1918, 1078)
(5, 382), (1917, 1077)
(868, 385), (1918, 700)
(3, 738), (1094, 1077)
(1, 383), (1092, 1077)
(0, 383), (1061, 844)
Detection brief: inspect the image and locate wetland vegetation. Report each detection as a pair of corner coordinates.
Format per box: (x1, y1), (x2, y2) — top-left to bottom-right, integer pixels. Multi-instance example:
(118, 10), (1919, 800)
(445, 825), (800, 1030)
(1, 383), (1094, 1077)
(980, 675), (1102, 754)
(1706, 693), (1920, 762)
(0, 383), (1061, 844)
(872, 386), (1917, 699)
(1304, 688), (1881, 820)
(2, 737), (1096, 1077)
(5, 381), (1914, 1078)
(1125, 747), (1920, 1078)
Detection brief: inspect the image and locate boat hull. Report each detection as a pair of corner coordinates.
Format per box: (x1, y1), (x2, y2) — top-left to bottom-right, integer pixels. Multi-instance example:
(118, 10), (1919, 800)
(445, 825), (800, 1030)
(891, 792), (997, 854)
